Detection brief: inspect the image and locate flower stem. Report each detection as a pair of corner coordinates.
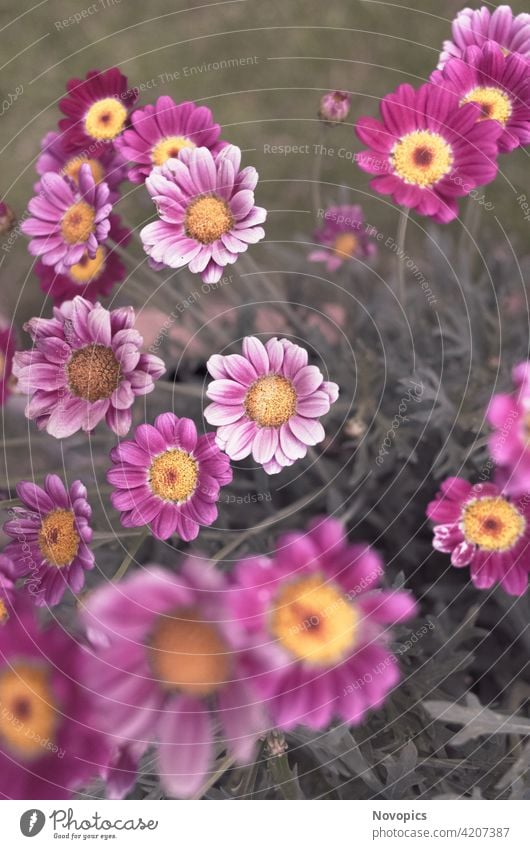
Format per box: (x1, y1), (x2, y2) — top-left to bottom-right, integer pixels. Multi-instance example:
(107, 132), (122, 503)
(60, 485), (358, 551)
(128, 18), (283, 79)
(112, 527), (149, 581)
(395, 206), (410, 304)
(267, 731), (302, 799)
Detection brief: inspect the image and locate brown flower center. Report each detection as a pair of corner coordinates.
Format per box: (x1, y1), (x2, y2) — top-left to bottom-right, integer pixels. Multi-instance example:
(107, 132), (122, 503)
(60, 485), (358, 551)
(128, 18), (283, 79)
(67, 343), (121, 402)
(148, 449), (198, 502)
(245, 375), (297, 428)
(149, 609), (231, 696)
(38, 509), (80, 567)
(185, 195), (234, 244)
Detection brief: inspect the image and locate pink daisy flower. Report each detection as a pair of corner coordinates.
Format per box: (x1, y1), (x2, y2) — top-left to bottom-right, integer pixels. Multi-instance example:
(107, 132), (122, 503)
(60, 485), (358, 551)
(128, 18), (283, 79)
(432, 43), (530, 153)
(427, 477), (530, 596)
(80, 561), (266, 798)
(0, 554), (16, 624)
(3, 475), (94, 607)
(0, 606), (111, 799)
(355, 82), (502, 223)
(309, 204), (377, 271)
(35, 213), (130, 304)
(0, 320), (15, 406)
(229, 517), (417, 730)
(58, 67), (138, 152)
(204, 337), (339, 475)
(107, 412), (232, 541)
(140, 144), (266, 284)
(116, 95), (226, 183)
(13, 295), (165, 438)
(36, 130), (127, 202)
(318, 90), (351, 124)
(21, 164), (112, 274)
(487, 361), (530, 497)
(438, 5), (530, 70)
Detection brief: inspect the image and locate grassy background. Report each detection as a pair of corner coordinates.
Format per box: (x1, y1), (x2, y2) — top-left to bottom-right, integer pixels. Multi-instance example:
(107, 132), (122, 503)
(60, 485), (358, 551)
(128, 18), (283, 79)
(1, 0), (529, 320)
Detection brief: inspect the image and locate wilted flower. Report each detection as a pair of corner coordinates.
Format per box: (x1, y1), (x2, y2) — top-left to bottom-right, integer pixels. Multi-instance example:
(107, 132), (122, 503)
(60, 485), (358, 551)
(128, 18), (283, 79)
(14, 295), (165, 438)
(318, 90), (351, 124)
(309, 204), (377, 271)
(116, 95), (226, 183)
(355, 82), (501, 222)
(0, 201), (16, 235)
(35, 214), (130, 304)
(204, 336), (339, 474)
(229, 517), (417, 729)
(81, 562), (266, 798)
(59, 67), (138, 151)
(438, 5), (530, 70)
(427, 477), (530, 596)
(3, 474), (94, 606)
(21, 165), (112, 274)
(432, 43), (530, 153)
(141, 144), (266, 283)
(0, 606), (111, 798)
(108, 412), (232, 541)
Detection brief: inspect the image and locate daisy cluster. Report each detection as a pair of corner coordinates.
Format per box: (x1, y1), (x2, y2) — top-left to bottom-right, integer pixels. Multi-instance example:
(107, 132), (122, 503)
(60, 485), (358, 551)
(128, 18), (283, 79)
(1, 4), (530, 802)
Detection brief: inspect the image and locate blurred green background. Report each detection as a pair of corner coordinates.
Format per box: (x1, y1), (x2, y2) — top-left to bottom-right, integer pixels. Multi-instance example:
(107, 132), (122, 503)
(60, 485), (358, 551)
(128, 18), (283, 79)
(1, 0), (529, 320)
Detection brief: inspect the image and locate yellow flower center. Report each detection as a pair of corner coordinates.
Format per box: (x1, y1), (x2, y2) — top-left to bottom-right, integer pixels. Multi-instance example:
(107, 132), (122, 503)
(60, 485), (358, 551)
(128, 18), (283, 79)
(151, 135), (196, 166)
(391, 130), (454, 187)
(84, 97), (127, 141)
(460, 86), (512, 125)
(333, 232), (359, 258)
(149, 449), (198, 502)
(62, 156), (105, 186)
(149, 609), (230, 697)
(185, 195), (234, 244)
(462, 497), (525, 551)
(270, 575), (359, 666)
(38, 509), (80, 567)
(67, 343), (121, 402)
(68, 247), (107, 284)
(0, 598), (8, 624)
(0, 351), (5, 379)
(0, 663), (57, 758)
(245, 375), (297, 428)
(60, 201), (96, 245)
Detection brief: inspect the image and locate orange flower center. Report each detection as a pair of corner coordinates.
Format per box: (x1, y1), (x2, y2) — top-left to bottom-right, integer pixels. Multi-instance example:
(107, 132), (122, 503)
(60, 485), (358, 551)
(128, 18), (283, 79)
(333, 232), (359, 258)
(67, 343), (121, 402)
(61, 201), (96, 245)
(461, 497), (525, 551)
(0, 663), (57, 757)
(0, 597), (8, 624)
(63, 156), (105, 186)
(68, 247), (107, 284)
(148, 449), (198, 502)
(149, 609), (231, 696)
(245, 375), (297, 428)
(38, 509), (80, 567)
(185, 195), (234, 244)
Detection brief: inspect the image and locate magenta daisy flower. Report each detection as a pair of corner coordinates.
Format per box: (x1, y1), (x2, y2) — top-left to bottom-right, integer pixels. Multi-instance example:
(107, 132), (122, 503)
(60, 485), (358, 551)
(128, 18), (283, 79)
(3, 475), (94, 607)
(80, 561), (266, 798)
(309, 204), (377, 271)
(438, 5), (530, 70)
(0, 555), (16, 624)
(432, 44), (530, 153)
(229, 517), (417, 730)
(318, 90), (351, 124)
(0, 607), (111, 799)
(487, 361), (530, 497)
(355, 82), (502, 223)
(204, 337), (339, 475)
(35, 214), (130, 305)
(21, 165), (112, 274)
(36, 130), (127, 202)
(116, 95), (226, 183)
(107, 412), (232, 541)
(58, 67), (138, 152)
(427, 477), (530, 596)
(0, 320), (15, 406)
(140, 144), (266, 284)
(13, 295), (165, 438)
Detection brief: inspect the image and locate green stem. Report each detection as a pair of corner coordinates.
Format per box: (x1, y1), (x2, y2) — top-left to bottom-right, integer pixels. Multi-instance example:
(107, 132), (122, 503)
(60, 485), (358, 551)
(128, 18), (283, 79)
(395, 206), (410, 304)
(191, 753), (236, 799)
(112, 527), (149, 581)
